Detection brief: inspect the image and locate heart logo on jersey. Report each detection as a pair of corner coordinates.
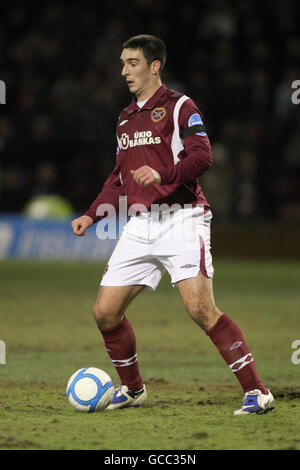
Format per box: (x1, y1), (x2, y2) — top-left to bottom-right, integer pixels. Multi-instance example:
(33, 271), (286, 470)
(151, 107), (166, 122)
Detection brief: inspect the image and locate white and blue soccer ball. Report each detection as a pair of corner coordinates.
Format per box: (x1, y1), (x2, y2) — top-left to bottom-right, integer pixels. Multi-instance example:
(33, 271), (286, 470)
(66, 367), (114, 412)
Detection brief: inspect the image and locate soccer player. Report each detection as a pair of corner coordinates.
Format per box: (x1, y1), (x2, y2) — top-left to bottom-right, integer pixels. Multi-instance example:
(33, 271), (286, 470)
(71, 35), (274, 415)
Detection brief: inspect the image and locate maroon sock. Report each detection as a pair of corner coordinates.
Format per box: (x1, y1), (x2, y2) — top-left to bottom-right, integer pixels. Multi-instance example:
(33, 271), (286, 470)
(206, 314), (268, 394)
(99, 316), (143, 392)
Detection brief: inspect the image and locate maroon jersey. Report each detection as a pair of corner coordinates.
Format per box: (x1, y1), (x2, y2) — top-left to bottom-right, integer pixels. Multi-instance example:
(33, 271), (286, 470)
(85, 84), (212, 222)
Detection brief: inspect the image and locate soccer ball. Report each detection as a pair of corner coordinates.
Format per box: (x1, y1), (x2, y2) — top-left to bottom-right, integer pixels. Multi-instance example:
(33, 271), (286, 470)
(66, 367), (114, 412)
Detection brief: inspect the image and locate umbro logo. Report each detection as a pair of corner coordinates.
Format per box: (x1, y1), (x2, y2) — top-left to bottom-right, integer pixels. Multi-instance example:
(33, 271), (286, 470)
(229, 341), (243, 351)
(180, 264), (196, 268)
(119, 120), (128, 126)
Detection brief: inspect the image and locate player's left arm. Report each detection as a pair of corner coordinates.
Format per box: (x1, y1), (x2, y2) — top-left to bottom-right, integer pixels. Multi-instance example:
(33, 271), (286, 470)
(158, 99), (212, 185)
(131, 99), (212, 187)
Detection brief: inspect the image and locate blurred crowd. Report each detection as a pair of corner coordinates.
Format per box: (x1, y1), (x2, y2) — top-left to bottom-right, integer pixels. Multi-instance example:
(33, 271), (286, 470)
(1, 0), (299, 220)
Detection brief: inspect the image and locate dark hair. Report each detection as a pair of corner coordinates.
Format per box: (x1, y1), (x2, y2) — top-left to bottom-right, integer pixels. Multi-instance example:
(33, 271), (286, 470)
(122, 34), (166, 73)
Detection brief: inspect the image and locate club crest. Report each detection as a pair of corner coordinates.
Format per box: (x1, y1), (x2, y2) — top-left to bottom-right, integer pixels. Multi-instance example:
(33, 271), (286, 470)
(151, 107), (166, 122)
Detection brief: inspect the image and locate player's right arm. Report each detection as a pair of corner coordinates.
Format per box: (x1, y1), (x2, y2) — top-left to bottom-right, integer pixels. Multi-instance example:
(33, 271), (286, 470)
(71, 214), (94, 236)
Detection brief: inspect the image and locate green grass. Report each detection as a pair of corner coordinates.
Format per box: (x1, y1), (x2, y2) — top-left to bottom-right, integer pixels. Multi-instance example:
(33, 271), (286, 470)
(0, 259), (300, 450)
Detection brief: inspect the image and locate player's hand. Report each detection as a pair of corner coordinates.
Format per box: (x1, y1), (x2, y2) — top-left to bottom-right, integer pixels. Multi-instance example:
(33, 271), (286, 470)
(71, 215), (94, 236)
(130, 166), (161, 186)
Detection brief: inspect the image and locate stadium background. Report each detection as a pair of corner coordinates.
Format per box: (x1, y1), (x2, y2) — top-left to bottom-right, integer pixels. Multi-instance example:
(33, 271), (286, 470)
(1, 0), (299, 260)
(1, 0), (300, 451)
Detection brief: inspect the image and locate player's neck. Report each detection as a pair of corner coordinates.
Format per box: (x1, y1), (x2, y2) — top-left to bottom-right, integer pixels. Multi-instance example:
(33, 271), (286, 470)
(135, 79), (162, 102)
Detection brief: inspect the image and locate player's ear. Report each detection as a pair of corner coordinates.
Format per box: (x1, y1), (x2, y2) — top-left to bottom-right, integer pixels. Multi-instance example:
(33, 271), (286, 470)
(151, 60), (161, 75)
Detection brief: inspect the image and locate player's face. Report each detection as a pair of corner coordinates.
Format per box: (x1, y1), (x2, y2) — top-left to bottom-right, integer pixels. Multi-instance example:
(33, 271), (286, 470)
(120, 48), (156, 100)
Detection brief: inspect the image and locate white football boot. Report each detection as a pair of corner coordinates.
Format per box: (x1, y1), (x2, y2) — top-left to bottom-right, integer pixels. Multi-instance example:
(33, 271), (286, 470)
(107, 384), (147, 410)
(233, 389), (275, 416)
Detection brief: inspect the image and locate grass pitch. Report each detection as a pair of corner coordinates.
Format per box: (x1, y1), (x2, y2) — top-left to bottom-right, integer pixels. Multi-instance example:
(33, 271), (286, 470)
(0, 258), (300, 450)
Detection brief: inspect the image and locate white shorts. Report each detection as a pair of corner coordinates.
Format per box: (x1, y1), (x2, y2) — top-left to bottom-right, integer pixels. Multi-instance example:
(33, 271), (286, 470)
(100, 206), (214, 291)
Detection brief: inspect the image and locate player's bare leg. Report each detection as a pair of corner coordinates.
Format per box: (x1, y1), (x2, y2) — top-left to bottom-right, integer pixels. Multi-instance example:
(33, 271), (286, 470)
(93, 284), (147, 408)
(93, 284), (144, 330)
(177, 272), (222, 331)
(177, 272), (274, 414)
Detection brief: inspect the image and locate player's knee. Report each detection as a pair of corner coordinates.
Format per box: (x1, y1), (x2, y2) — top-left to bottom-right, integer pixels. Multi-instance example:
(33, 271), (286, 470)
(187, 303), (219, 331)
(92, 302), (121, 330)
(93, 303), (109, 327)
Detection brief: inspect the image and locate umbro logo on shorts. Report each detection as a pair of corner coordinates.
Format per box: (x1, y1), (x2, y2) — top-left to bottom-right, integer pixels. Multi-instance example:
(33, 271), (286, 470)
(180, 264), (197, 268)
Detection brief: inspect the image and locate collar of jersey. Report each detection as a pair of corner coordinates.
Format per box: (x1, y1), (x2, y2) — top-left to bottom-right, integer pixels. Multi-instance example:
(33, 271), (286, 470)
(127, 84), (167, 114)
